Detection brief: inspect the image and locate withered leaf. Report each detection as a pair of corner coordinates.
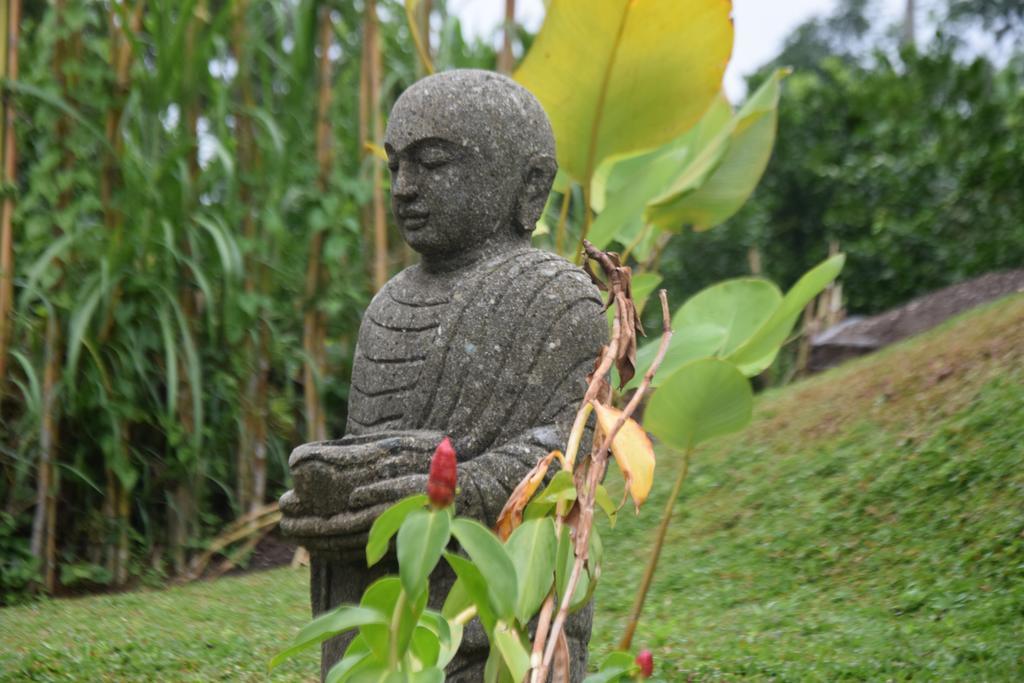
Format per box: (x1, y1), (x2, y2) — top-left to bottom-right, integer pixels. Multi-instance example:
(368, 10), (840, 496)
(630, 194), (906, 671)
(494, 450), (561, 540)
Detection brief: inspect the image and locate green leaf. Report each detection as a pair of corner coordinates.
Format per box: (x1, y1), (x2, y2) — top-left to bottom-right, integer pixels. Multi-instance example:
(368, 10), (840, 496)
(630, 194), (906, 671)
(396, 508), (451, 601)
(66, 279), (105, 378)
(366, 494), (428, 566)
(358, 577), (426, 663)
(631, 273), (663, 317)
(324, 650), (370, 683)
(589, 97), (733, 249)
(506, 518), (558, 623)
(450, 518), (518, 621)
(589, 137), (696, 250)
(524, 470), (577, 519)
(645, 358), (754, 451)
(555, 527), (589, 612)
(584, 652), (636, 682)
(726, 254), (846, 376)
(409, 626), (441, 669)
(493, 621), (531, 683)
(582, 667), (630, 683)
(270, 605), (386, 669)
(594, 485), (617, 527)
(515, 0), (732, 184)
(484, 645), (515, 683)
(585, 651), (630, 679)
(418, 610), (461, 669)
(444, 553), (496, 635)
(646, 69), (788, 232)
(632, 277), (783, 388)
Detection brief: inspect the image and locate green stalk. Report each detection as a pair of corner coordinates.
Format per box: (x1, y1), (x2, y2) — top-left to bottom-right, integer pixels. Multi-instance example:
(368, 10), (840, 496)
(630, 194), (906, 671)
(618, 444), (694, 651)
(388, 589), (407, 668)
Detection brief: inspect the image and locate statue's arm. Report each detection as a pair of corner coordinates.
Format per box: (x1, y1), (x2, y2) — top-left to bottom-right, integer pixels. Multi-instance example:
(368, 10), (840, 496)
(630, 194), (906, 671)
(340, 425), (568, 524)
(346, 277), (606, 526)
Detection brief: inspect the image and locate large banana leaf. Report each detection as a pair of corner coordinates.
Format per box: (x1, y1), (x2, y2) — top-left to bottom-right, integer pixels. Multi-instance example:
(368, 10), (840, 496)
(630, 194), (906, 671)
(587, 96), (733, 249)
(726, 254), (846, 376)
(515, 0), (733, 185)
(645, 358), (754, 451)
(646, 68), (788, 232)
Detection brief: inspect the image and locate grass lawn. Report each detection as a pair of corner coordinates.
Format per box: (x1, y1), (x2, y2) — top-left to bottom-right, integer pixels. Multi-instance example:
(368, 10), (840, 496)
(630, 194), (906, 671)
(1, 569), (316, 681)
(3, 295), (1023, 681)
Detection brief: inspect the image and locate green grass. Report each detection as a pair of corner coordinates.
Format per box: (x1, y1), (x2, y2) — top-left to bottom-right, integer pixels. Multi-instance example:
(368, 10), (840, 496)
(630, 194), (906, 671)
(592, 294), (1024, 681)
(1, 569), (316, 681)
(3, 295), (1023, 681)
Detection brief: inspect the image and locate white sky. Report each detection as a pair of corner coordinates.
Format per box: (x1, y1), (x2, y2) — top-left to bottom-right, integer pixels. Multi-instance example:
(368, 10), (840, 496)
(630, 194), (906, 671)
(450, 0), (908, 101)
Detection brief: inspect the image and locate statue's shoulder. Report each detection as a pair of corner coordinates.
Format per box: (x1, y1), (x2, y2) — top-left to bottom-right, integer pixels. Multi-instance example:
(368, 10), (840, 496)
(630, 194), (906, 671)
(365, 265), (447, 315)
(474, 247), (602, 302)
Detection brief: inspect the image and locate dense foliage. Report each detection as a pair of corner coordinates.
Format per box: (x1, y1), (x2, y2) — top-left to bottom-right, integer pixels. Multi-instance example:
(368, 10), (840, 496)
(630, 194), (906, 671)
(659, 12), (1024, 313)
(1, 0), (495, 600)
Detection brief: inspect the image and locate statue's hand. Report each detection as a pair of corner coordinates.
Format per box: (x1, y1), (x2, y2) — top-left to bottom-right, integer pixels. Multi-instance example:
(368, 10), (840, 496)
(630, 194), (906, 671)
(280, 431), (443, 545)
(347, 473), (430, 510)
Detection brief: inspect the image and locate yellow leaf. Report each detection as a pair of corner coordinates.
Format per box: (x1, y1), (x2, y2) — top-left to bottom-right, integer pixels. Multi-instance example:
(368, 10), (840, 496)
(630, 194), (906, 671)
(594, 403), (655, 510)
(515, 0), (734, 184)
(363, 141), (387, 161)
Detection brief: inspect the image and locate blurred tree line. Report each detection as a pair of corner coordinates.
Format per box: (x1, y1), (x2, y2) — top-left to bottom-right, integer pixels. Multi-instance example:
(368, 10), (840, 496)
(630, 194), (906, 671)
(659, 0), (1024, 314)
(0, 0), (500, 599)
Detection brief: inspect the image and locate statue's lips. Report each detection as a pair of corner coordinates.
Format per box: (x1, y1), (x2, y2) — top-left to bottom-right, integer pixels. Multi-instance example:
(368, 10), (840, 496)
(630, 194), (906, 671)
(399, 211), (429, 230)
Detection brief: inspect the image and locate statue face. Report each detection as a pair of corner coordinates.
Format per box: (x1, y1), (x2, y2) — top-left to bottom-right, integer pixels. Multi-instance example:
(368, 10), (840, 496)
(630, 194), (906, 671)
(384, 133), (519, 260)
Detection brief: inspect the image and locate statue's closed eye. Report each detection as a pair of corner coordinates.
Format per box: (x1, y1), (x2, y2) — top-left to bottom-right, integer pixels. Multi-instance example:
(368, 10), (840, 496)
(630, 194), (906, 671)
(417, 147), (456, 168)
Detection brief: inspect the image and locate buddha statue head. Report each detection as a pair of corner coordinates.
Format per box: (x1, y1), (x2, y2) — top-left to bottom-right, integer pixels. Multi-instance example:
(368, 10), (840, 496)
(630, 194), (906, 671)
(384, 69), (557, 269)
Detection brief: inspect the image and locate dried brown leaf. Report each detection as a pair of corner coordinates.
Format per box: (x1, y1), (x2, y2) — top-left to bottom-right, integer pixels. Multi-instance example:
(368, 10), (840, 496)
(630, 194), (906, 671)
(494, 450), (561, 540)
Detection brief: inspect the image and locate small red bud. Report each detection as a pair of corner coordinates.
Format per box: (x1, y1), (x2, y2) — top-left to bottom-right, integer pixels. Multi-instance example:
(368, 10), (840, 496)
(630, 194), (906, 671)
(427, 437), (457, 508)
(635, 650), (653, 678)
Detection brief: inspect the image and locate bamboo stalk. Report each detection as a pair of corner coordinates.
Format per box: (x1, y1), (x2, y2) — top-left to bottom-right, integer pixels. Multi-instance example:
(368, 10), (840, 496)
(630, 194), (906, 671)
(417, 0), (432, 77)
(365, 0), (388, 292)
(29, 313), (61, 593)
(170, 0), (206, 575)
(231, 0), (271, 513)
(0, 0), (21, 400)
(497, 0), (515, 74)
(302, 4), (336, 443)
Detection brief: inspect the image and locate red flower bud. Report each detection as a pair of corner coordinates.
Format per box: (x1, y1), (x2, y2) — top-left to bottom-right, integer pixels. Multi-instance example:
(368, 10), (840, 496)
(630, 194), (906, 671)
(635, 650), (653, 678)
(427, 437), (457, 508)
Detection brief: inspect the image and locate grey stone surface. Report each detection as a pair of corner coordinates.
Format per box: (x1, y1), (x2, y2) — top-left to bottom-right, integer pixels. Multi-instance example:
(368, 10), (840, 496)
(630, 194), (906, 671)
(279, 70), (606, 681)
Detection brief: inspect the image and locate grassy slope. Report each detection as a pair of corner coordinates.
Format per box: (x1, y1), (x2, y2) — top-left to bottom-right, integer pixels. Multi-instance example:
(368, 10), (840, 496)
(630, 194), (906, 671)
(591, 294), (1024, 681)
(3, 295), (1022, 681)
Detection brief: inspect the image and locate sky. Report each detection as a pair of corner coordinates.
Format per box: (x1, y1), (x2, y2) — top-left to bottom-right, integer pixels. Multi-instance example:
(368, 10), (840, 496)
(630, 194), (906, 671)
(449, 0), (909, 101)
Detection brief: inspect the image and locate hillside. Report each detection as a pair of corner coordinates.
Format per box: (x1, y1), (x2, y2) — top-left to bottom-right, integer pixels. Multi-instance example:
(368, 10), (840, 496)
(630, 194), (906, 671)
(3, 294), (1022, 681)
(592, 293), (1024, 680)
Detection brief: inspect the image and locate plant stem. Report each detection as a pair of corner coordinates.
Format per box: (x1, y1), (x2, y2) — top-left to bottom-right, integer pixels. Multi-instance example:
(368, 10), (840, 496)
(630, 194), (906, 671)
(389, 590), (407, 668)
(618, 444), (694, 651)
(554, 189), (570, 257)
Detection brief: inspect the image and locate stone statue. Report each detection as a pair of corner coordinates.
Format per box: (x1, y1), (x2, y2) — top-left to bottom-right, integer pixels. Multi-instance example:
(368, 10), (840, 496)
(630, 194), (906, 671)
(279, 69), (606, 682)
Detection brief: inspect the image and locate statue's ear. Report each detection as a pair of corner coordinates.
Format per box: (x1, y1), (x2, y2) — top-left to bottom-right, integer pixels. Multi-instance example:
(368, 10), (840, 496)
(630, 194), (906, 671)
(517, 154), (558, 233)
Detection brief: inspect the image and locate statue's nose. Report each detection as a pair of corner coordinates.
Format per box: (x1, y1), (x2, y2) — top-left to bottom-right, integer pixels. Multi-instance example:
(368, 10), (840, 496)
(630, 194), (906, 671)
(392, 165), (418, 200)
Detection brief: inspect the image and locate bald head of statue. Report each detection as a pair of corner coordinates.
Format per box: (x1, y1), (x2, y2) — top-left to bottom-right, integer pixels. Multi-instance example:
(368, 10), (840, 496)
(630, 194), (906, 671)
(384, 70), (557, 270)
